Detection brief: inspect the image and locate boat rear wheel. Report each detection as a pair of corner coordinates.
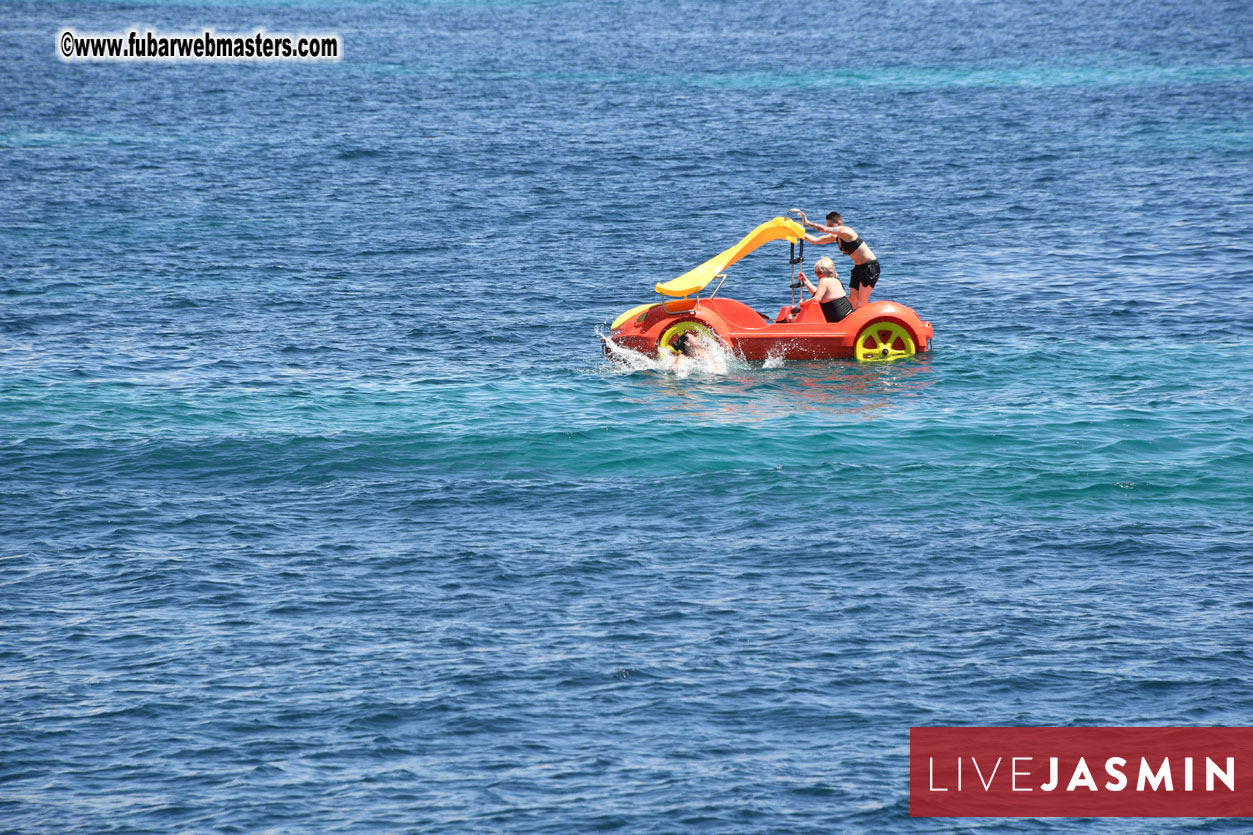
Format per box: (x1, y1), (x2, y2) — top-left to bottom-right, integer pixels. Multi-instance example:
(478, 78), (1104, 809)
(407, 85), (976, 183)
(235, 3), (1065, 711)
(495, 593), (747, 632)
(855, 321), (916, 362)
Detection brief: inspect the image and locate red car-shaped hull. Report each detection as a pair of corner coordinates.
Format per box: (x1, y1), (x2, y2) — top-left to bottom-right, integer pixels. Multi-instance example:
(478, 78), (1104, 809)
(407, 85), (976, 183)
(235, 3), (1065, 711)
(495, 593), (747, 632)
(608, 296), (933, 362)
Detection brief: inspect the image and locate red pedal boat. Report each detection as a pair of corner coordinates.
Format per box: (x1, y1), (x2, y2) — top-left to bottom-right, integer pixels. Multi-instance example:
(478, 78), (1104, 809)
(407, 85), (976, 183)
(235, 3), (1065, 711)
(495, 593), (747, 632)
(606, 217), (933, 362)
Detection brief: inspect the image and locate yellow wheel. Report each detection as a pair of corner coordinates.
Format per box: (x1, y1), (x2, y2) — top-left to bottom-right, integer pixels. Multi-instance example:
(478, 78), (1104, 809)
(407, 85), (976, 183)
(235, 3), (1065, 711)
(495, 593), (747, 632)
(659, 321), (715, 357)
(855, 321), (916, 362)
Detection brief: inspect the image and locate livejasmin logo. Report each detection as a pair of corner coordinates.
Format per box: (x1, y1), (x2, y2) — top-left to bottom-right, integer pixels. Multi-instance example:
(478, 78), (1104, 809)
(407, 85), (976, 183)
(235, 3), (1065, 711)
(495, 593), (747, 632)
(927, 753), (1235, 793)
(910, 727), (1253, 817)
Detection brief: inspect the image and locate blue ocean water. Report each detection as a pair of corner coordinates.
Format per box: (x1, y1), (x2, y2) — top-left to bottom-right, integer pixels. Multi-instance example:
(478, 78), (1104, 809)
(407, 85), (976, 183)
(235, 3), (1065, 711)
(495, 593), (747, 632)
(3, 0), (1253, 830)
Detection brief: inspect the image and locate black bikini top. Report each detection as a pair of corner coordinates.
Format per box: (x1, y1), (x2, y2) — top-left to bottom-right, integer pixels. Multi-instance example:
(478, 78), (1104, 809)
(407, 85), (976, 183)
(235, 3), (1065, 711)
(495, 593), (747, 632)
(838, 234), (863, 254)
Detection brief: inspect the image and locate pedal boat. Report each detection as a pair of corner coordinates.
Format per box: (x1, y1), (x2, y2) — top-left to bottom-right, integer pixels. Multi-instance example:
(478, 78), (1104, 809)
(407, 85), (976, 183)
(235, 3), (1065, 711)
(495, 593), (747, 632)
(606, 217), (934, 362)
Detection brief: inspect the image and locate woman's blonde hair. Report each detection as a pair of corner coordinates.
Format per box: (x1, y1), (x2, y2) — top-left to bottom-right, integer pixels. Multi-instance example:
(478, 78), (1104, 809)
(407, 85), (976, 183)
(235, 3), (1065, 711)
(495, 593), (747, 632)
(814, 256), (838, 278)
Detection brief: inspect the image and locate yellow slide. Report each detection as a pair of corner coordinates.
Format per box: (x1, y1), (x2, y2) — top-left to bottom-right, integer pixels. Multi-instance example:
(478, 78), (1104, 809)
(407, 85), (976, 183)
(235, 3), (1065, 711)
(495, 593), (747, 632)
(654, 216), (805, 298)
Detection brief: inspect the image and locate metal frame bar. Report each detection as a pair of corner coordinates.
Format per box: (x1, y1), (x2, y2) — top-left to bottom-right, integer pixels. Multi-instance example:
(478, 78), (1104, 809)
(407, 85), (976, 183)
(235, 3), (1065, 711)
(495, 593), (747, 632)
(660, 295), (695, 313)
(659, 273), (727, 313)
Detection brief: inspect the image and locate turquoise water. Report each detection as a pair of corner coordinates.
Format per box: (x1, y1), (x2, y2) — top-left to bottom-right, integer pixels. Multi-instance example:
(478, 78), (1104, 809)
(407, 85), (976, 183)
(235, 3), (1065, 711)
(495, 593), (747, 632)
(3, 0), (1253, 831)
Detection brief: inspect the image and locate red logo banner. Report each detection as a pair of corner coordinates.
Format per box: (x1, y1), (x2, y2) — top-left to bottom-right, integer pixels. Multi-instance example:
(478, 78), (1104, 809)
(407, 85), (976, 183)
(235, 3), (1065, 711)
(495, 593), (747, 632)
(910, 727), (1253, 817)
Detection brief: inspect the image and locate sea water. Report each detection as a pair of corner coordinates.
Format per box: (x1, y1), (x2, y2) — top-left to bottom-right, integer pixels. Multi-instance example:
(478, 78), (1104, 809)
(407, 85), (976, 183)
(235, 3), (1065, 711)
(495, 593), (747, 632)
(3, 0), (1252, 831)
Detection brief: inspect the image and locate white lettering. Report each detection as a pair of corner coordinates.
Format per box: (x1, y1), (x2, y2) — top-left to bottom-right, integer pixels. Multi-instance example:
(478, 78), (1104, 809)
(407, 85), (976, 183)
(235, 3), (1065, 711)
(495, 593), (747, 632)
(1138, 757), (1173, 791)
(1040, 757), (1058, 791)
(1207, 757), (1235, 791)
(972, 757), (1002, 791)
(928, 757), (948, 792)
(1012, 757), (1032, 791)
(1104, 757), (1128, 791)
(1067, 757), (1098, 791)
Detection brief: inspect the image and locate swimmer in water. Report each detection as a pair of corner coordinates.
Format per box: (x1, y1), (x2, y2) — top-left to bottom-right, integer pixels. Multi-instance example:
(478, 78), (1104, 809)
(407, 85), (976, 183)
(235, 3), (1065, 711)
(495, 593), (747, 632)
(792, 209), (881, 309)
(672, 331), (726, 374)
(673, 331), (706, 359)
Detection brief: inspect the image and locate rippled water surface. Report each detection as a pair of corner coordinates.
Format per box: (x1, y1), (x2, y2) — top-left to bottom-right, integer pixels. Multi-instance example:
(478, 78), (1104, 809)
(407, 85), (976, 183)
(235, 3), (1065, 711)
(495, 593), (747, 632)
(3, 0), (1253, 831)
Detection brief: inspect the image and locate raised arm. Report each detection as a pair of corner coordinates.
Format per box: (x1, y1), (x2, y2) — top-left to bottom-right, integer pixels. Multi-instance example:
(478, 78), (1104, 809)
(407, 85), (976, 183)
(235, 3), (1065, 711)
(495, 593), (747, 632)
(792, 210), (829, 231)
(791, 210), (840, 243)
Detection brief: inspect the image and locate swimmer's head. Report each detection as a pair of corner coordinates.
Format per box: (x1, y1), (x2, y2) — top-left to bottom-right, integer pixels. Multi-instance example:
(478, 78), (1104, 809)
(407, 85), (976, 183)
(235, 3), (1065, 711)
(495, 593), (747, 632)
(826, 211), (842, 225)
(814, 256), (838, 279)
(673, 332), (695, 355)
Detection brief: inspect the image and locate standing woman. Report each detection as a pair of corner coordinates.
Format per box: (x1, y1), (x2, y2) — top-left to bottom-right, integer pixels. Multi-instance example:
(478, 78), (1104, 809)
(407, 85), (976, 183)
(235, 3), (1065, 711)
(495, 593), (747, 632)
(793, 209), (880, 309)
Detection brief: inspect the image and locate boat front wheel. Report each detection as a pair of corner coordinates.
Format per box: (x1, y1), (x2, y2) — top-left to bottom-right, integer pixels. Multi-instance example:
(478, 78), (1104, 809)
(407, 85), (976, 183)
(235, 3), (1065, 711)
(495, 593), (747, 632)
(658, 321), (716, 357)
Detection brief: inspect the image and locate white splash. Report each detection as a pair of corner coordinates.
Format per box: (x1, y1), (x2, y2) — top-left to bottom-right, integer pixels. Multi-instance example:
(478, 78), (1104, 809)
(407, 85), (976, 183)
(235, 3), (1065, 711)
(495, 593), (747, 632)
(670, 331), (730, 378)
(600, 329), (732, 377)
(599, 330), (664, 372)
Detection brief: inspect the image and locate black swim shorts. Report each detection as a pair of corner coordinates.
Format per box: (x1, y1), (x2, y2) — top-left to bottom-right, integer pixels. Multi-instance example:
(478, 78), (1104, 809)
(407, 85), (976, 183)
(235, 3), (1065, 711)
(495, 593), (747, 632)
(849, 259), (880, 291)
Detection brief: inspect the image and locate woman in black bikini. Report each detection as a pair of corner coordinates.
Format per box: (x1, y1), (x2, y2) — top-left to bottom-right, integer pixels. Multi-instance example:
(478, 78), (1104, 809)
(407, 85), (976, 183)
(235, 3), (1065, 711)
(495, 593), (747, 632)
(793, 209), (880, 309)
(796, 256), (853, 323)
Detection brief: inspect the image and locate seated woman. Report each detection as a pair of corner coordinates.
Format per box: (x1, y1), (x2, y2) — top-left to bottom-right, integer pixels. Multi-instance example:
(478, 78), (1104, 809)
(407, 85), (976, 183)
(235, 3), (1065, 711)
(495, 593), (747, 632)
(796, 256), (853, 323)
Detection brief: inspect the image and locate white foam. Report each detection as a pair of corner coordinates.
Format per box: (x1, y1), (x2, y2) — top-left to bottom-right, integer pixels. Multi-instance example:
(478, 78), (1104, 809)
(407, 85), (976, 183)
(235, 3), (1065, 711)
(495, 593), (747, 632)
(600, 329), (732, 377)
